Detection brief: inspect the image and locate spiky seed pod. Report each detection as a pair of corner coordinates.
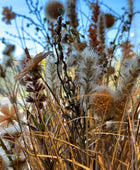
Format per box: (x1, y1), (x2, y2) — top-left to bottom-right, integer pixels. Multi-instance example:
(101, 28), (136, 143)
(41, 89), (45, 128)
(26, 83), (35, 92)
(32, 73), (41, 81)
(34, 81), (45, 91)
(45, 1), (65, 21)
(38, 103), (43, 109)
(26, 95), (35, 103)
(23, 75), (32, 82)
(33, 80), (40, 89)
(38, 94), (47, 102)
(105, 13), (115, 28)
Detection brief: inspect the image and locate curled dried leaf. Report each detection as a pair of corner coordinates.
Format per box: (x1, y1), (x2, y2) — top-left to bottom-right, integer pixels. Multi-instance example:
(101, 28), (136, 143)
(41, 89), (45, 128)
(15, 51), (52, 82)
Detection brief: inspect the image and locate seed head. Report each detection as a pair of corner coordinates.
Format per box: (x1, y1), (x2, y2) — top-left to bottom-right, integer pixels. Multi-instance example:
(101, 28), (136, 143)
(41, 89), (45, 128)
(105, 13), (115, 28)
(45, 1), (65, 21)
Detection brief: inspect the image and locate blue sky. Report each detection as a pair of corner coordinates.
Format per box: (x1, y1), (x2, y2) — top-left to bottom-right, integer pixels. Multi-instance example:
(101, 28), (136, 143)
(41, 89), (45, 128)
(0, 0), (140, 61)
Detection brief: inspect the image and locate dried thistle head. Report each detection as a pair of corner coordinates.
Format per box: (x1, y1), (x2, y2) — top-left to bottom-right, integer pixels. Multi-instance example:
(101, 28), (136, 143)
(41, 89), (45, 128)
(2, 7), (16, 24)
(0, 105), (21, 127)
(45, 1), (65, 21)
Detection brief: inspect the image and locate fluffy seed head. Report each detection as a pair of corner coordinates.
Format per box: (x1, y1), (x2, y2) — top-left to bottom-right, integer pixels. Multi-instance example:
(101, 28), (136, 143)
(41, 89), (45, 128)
(105, 13), (115, 28)
(45, 1), (65, 21)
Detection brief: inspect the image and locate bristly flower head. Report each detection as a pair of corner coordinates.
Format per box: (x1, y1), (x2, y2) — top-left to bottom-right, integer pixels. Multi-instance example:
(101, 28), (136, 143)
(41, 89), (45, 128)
(92, 87), (115, 120)
(2, 7), (16, 24)
(0, 105), (20, 127)
(45, 1), (65, 21)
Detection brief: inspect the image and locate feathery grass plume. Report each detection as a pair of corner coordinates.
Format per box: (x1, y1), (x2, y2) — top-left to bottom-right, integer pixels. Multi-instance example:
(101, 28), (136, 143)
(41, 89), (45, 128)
(45, 1), (65, 22)
(114, 56), (140, 122)
(118, 56), (140, 96)
(66, 0), (78, 28)
(66, 41), (87, 69)
(76, 47), (101, 103)
(45, 59), (60, 99)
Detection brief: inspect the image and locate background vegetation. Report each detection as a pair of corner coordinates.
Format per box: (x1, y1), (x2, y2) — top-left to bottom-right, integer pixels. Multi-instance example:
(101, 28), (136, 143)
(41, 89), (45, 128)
(0, 0), (140, 169)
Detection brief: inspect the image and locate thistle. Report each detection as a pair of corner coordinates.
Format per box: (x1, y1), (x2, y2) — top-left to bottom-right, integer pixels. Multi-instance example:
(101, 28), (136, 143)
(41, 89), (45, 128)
(2, 7), (16, 24)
